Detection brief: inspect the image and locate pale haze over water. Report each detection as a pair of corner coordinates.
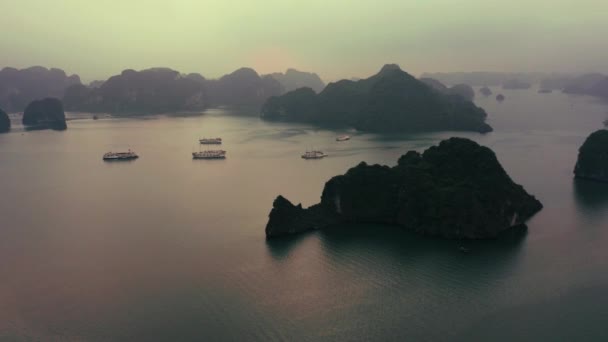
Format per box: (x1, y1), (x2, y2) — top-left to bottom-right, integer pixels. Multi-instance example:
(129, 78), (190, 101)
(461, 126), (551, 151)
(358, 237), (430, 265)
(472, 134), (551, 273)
(1, 88), (608, 340)
(1, 0), (607, 81)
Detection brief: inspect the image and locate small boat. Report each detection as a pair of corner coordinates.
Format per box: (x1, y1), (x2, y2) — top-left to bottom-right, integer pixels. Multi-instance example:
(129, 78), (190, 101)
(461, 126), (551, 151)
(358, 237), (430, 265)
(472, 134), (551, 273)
(193, 150), (226, 159)
(336, 135), (351, 142)
(459, 246), (469, 253)
(199, 137), (222, 145)
(538, 88), (552, 94)
(103, 150), (139, 161)
(93, 115), (99, 120)
(302, 150), (328, 159)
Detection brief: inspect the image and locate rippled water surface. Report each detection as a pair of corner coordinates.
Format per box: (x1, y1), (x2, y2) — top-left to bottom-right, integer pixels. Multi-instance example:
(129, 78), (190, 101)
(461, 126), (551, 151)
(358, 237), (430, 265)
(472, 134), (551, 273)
(1, 88), (608, 341)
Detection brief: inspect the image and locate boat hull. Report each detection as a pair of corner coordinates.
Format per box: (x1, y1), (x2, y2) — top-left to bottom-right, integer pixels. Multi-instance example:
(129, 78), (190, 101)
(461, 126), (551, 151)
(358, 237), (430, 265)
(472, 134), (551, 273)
(103, 156), (139, 161)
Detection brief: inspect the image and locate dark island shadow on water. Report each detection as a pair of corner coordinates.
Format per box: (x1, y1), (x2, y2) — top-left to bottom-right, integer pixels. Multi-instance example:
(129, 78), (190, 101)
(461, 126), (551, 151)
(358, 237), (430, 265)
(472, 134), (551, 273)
(265, 232), (316, 261)
(266, 223), (528, 272)
(572, 179), (608, 222)
(316, 223), (528, 258)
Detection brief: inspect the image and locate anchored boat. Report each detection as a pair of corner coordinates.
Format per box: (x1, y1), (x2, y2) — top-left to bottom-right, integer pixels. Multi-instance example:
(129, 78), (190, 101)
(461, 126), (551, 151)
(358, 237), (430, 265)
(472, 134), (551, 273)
(193, 150), (226, 159)
(336, 135), (351, 142)
(199, 137), (222, 144)
(103, 150), (139, 161)
(301, 150), (328, 159)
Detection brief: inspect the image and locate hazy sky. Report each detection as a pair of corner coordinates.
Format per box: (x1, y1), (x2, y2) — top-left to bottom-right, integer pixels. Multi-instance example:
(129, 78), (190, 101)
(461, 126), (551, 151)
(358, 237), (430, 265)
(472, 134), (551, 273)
(1, 0), (607, 82)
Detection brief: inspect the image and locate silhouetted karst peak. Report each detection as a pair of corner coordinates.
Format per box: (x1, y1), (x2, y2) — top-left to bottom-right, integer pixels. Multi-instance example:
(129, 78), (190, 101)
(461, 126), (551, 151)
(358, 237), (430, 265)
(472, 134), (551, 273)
(379, 63), (402, 73)
(420, 78), (474, 101)
(262, 65), (492, 133)
(207, 67), (282, 107)
(266, 138), (542, 239)
(449, 84), (475, 101)
(224, 67), (259, 80)
(267, 69), (325, 93)
(0, 107), (10, 133)
(480, 86), (493, 96)
(185, 73), (206, 83)
(63, 67), (207, 113)
(22, 98), (67, 130)
(420, 78), (449, 92)
(574, 129), (608, 183)
(0, 66), (81, 113)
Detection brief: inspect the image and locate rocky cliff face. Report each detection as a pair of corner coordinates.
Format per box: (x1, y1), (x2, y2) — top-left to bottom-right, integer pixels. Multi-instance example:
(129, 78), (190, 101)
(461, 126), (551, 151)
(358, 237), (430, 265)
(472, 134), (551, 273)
(263, 65), (492, 133)
(64, 67), (283, 113)
(0, 107), (9, 133)
(479, 86), (492, 96)
(0, 66), (81, 113)
(22, 98), (67, 130)
(207, 68), (283, 107)
(267, 69), (325, 93)
(64, 68), (207, 114)
(574, 130), (608, 183)
(420, 78), (475, 101)
(448, 84), (475, 101)
(266, 138), (543, 239)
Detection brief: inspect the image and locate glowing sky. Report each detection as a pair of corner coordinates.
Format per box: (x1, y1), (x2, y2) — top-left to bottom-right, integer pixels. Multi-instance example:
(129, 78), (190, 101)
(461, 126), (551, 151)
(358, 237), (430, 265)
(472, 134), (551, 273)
(1, 0), (607, 81)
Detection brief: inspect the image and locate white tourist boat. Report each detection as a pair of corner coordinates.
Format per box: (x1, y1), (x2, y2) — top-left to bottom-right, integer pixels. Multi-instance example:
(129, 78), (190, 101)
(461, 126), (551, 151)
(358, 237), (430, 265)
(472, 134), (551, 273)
(193, 150), (226, 159)
(103, 150), (139, 161)
(336, 135), (351, 141)
(301, 150), (328, 159)
(199, 137), (222, 144)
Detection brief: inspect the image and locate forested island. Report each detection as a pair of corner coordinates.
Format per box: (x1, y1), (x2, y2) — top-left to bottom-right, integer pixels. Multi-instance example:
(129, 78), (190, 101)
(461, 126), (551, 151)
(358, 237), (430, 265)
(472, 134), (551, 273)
(261, 65), (492, 133)
(0, 107), (9, 133)
(22, 98), (67, 130)
(266, 138), (543, 239)
(574, 129), (608, 183)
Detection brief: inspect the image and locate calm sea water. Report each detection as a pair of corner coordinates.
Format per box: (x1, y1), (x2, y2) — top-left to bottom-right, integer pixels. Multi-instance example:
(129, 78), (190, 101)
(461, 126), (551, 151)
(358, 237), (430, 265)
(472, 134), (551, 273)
(1, 87), (608, 341)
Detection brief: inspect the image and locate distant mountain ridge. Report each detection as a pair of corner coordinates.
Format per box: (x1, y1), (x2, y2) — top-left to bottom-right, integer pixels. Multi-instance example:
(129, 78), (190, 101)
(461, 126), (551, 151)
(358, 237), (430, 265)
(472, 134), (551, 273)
(266, 69), (325, 93)
(420, 72), (549, 86)
(0, 66), (81, 113)
(0, 65), (325, 115)
(63, 68), (207, 113)
(0, 107), (9, 133)
(419, 78), (475, 101)
(262, 64), (491, 133)
(63, 67), (285, 113)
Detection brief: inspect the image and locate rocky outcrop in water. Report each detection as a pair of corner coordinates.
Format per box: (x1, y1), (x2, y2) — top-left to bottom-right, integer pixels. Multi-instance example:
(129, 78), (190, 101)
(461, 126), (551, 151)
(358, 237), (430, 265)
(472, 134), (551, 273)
(22, 98), (67, 130)
(266, 138), (543, 239)
(207, 68), (282, 107)
(0, 66), (81, 113)
(263, 65), (492, 133)
(574, 130), (608, 183)
(420, 72), (546, 86)
(63, 68), (207, 114)
(420, 78), (474, 101)
(479, 86), (492, 96)
(267, 69), (325, 93)
(449, 84), (475, 101)
(64, 67), (284, 114)
(0, 107), (9, 133)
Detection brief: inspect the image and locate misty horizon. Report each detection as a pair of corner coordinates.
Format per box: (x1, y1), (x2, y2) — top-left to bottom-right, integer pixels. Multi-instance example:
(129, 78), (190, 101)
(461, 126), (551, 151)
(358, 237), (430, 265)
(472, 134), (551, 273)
(2, 0), (607, 82)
